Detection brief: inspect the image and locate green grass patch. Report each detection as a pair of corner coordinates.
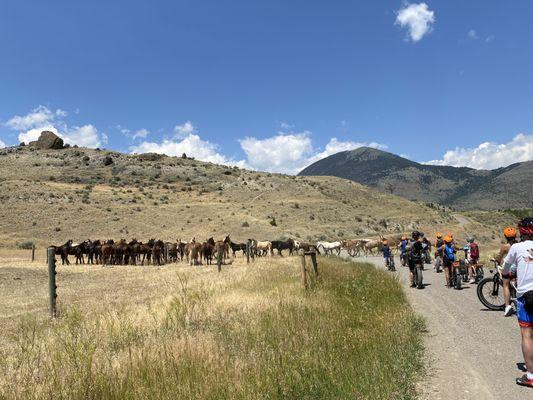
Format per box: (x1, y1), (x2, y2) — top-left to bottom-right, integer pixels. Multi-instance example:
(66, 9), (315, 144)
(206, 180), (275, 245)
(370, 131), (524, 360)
(0, 258), (424, 399)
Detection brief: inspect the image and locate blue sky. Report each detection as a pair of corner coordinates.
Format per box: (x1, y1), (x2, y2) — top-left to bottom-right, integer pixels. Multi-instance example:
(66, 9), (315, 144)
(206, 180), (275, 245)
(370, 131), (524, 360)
(1, 1), (532, 173)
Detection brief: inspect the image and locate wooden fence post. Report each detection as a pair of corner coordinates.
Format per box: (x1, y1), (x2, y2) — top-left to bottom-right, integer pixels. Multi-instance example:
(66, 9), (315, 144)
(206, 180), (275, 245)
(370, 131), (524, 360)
(299, 250), (308, 289)
(246, 241), (250, 264)
(310, 251), (318, 276)
(47, 247), (58, 318)
(217, 249), (223, 273)
(31, 244), (35, 262)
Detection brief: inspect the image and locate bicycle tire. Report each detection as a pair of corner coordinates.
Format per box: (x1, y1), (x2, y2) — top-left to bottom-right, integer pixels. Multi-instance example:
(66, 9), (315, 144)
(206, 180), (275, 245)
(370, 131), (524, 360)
(477, 277), (505, 311)
(455, 270), (462, 290)
(416, 265), (424, 289)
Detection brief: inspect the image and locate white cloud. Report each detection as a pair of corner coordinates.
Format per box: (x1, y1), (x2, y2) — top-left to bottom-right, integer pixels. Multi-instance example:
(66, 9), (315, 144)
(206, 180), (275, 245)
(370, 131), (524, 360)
(468, 29), (478, 39)
(426, 134), (533, 170)
(486, 35), (495, 43)
(174, 121), (196, 138)
(0, 138), (5, 148)
(132, 128), (149, 140)
(239, 134), (388, 174)
(6, 105), (56, 130)
(131, 134), (246, 167)
(395, 3), (435, 42)
(280, 121), (294, 130)
(239, 132), (314, 174)
(7, 105), (105, 148)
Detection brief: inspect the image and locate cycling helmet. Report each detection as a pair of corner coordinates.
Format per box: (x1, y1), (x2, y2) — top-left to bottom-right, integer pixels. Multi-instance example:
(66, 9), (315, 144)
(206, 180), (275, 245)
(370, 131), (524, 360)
(411, 230), (421, 238)
(401, 235), (407, 241)
(503, 227), (517, 238)
(436, 232), (443, 238)
(444, 236), (453, 244)
(467, 236), (475, 243)
(382, 240), (389, 245)
(518, 217), (533, 236)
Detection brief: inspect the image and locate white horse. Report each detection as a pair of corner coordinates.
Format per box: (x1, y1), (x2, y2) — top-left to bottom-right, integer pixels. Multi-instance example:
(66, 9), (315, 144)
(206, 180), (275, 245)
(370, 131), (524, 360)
(316, 241), (341, 256)
(252, 240), (272, 257)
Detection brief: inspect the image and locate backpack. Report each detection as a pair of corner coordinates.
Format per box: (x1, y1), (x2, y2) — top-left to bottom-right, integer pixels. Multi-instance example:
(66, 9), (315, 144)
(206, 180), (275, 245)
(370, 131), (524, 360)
(408, 241), (422, 262)
(443, 245), (455, 262)
(470, 243), (479, 259)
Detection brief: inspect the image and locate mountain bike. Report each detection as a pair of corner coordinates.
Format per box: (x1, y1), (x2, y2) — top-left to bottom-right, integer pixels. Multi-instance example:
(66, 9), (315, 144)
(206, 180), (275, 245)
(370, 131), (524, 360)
(386, 257), (396, 272)
(413, 262), (424, 289)
(434, 255), (443, 273)
(400, 253), (407, 267)
(450, 259), (468, 290)
(477, 260), (516, 311)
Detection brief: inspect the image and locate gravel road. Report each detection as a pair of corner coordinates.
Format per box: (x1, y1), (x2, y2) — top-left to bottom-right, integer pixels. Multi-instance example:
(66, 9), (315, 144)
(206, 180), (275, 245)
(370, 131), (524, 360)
(344, 253), (528, 399)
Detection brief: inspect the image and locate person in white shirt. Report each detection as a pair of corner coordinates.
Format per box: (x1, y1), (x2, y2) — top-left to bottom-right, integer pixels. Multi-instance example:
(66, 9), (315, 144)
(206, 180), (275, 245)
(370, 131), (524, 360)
(503, 218), (533, 388)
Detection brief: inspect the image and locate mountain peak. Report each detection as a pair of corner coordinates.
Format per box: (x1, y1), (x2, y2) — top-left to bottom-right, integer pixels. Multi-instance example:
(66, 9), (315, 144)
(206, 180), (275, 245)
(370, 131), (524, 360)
(298, 148), (532, 210)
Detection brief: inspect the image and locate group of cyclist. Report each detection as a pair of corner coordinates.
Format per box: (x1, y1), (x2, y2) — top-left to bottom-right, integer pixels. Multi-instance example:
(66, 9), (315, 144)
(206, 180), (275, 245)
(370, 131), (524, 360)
(380, 217), (533, 388)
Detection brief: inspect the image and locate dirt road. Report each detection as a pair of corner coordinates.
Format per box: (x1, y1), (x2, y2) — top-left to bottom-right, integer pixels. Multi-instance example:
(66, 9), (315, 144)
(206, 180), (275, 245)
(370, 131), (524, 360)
(345, 253), (527, 399)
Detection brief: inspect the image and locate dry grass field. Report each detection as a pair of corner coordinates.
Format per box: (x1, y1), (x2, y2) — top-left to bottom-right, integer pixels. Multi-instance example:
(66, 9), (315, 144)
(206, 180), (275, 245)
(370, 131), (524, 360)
(0, 252), (424, 399)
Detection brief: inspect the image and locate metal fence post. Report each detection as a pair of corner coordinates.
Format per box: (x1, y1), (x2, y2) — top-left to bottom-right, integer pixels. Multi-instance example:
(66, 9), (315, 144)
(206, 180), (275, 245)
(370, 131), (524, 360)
(47, 247), (57, 318)
(31, 244), (35, 262)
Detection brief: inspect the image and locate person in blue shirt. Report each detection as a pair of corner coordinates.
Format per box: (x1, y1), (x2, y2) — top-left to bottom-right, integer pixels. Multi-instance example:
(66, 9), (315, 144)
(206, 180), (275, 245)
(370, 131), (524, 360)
(382, 240), (392, 268)
(399, 236), (408, 266)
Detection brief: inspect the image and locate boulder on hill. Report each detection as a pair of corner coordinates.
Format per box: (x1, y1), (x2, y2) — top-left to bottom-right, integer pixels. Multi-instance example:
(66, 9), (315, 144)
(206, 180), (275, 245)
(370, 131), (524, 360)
(29, 131), (64, 150)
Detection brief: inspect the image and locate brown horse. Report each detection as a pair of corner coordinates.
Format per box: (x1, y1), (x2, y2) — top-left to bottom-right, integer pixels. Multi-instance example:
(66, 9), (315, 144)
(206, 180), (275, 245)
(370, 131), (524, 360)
(201, 238), (216, 265)
(51, 240), (73, 265)
(152, 240), (165, 266)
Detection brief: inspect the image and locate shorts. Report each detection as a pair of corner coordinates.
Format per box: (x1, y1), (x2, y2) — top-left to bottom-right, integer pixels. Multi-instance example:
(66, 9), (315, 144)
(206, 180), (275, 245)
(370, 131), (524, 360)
(443, 260), (453, 269)
(517, 297), (533, 328)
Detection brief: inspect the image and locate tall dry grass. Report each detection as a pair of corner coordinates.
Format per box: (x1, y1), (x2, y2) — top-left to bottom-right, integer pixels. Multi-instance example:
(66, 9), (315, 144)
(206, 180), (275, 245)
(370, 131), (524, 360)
(0, 257), (424, 400)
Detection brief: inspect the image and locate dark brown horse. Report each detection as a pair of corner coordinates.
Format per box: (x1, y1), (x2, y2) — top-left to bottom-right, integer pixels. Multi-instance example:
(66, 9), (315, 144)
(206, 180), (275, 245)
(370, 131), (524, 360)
(51, 240), (73, 265)
(201, 238), (216, 265)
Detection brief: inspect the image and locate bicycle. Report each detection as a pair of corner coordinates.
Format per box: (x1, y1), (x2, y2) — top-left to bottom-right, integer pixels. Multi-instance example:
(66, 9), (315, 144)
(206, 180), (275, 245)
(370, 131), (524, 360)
(412, 262), (424, 289)
(450, 259), (468, 290)
(386, 257), (396, 272)
(477, 260), (516, 311)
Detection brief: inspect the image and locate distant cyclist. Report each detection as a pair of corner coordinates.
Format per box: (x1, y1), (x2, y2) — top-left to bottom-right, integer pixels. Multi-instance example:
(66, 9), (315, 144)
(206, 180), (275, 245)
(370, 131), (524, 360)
(399, 235), (408, 266)
(405, 231), (424, 288)
(466, 236), (480, 284)
(494, 227), (520, 317)
(434, 233), (444, 272)
(442, 235), (456, 288)
(381, 240), (392, 269)
(502, 218), (533, 388)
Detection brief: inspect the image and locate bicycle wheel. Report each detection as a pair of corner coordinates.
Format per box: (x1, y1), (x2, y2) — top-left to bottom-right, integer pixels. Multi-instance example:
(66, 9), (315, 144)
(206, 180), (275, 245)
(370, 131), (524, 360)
(477, 277), (505, 311)
(416, 265), (424, 289)
(455, 269), (462, 290)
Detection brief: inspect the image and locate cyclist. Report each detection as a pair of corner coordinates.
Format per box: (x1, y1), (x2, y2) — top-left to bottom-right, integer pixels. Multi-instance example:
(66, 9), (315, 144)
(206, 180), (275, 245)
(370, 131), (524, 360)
(399, 235), (408, 266)
(494, 227), (519, 316)
(405, 231), (424, 288)
(442, 235), (456, 287)
(381, 239), (392, 269)
(502, 218), (533, 388)
(466, 236), (480, 284)
(434, 233), (444, 272)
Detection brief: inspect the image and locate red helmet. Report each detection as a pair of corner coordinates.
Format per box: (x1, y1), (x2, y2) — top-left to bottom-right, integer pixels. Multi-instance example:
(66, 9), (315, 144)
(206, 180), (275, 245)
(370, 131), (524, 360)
(518, 217), (533, 236)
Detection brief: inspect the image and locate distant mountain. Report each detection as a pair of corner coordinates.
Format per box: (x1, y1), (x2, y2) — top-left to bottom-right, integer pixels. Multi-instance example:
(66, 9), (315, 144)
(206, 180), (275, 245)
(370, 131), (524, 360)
(298, 147), (533, 210)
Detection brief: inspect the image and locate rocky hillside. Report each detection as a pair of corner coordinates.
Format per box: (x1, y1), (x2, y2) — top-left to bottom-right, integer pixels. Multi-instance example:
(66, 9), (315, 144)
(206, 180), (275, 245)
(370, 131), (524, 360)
(0, 138), (515, 250)
(298, 147), (533, 210)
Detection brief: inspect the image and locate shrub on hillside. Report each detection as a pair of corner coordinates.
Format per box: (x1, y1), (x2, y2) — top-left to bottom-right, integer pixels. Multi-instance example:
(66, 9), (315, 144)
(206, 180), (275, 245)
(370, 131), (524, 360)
(17, 240), (35, 250)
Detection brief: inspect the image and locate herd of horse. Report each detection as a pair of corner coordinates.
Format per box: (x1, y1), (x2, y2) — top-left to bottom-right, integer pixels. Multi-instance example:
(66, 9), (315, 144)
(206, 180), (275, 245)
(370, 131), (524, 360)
(49, 235), (401, 267)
